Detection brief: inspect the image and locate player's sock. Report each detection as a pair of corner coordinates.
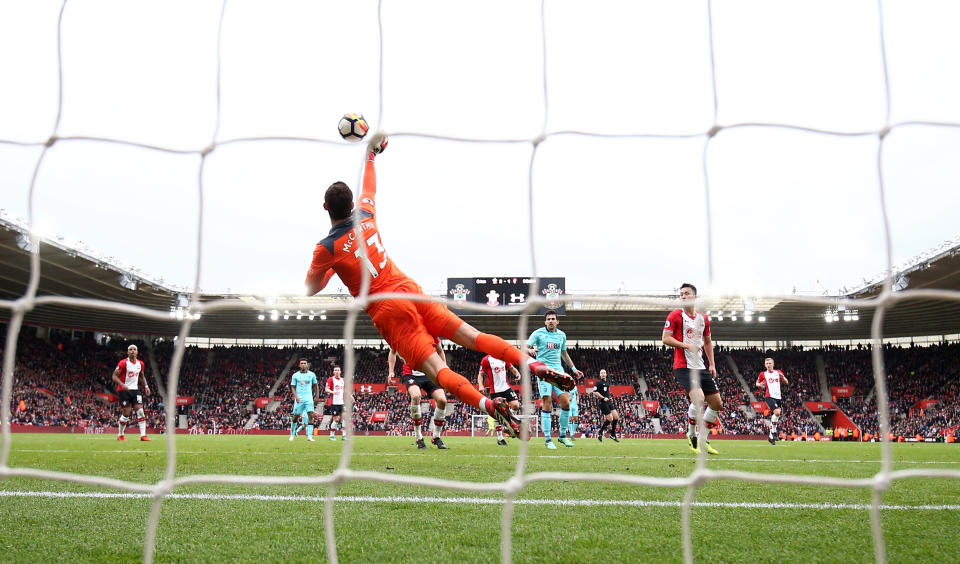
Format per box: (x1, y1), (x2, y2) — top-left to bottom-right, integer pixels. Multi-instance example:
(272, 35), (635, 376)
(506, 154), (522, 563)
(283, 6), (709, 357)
(436, 368), (486, 412)
(118, 415), (128, 436)
(704, 407), (719, 428)
(559, 409), (570, 437)
(496, 425), (503, 440)
(290, 419), (297, 436)
(568, 420), (577, 438)
(474, 333), (530, 368)
(433, 417), (444, 439)
(306, 423), (314, 437)
(687, 403), (698, 437)
(610, 419), (619, 436)
(412, 417), (423, 440)
(541, 410), (552, 440)
(600, 420), (609, 433)
(136, 408), (146, 436)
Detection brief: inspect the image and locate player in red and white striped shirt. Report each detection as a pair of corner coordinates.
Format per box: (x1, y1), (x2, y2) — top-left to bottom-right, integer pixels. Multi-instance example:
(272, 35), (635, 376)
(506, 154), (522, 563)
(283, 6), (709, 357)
(110, 344), (151, 442)
(477, 354), (521, 445)
(662, 283), (721, 455)
(756, 357), (790, 445)
(324, 366), (347, 440)
(388, 337), (450, 449)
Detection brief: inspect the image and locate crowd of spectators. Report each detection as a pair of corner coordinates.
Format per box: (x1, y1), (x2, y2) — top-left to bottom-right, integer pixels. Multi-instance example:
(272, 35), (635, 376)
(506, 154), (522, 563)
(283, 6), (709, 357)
(5, 326), (960, 441)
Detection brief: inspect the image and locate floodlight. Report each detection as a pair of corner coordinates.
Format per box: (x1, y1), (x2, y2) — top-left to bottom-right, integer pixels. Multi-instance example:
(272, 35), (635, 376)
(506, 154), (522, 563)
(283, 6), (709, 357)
(258, 314), (265, 321)
(758, 316), (766, 322)
(16, 233), (35, 252)
(118, 274), (137, 291)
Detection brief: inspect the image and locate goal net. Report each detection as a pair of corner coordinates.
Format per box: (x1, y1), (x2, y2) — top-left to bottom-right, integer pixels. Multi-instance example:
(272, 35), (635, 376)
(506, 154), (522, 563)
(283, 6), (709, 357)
(2, 1), (960, 563)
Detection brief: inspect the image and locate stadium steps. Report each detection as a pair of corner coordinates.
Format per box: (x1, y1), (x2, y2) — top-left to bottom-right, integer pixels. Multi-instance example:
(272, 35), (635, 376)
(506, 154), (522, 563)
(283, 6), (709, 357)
(144, 340), (165, 397)
(724, 355), (757, 403)
(268, 352), (301, 397)
(637, 376), (649, 399)
(243, 413), (259, 430)
(815, 354), (832, 401)
(260, 352), (302, 414)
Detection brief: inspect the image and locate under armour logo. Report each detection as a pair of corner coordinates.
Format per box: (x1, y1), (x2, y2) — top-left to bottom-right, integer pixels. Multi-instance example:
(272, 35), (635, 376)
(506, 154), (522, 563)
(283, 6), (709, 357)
(510, 293), (525, 303)
(359, 385), (372, 393)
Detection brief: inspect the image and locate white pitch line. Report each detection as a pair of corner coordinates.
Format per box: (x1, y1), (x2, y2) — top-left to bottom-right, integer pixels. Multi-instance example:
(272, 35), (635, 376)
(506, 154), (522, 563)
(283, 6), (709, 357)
(0, 490), (958, 511)
(9, 449), (960, 465)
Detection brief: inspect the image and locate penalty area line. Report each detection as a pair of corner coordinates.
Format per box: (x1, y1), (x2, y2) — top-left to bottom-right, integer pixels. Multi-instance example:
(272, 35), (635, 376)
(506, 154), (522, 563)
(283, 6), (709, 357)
(1, 490), (959, 511)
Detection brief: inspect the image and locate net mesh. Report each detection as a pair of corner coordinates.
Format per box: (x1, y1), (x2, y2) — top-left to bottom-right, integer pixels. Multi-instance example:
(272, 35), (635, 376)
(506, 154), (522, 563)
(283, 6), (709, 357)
(2, 1), (960, 563)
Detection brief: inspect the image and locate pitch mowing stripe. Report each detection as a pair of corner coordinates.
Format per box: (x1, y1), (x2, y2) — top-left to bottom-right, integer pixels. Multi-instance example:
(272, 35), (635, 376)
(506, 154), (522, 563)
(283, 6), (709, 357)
(10, 449), (960, 465)
(1, 490), (958, 511)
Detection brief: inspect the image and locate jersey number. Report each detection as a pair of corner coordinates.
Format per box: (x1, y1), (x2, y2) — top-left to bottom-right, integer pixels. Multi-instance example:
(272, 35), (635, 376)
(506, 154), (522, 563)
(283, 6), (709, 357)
(354, 233), (387, 278)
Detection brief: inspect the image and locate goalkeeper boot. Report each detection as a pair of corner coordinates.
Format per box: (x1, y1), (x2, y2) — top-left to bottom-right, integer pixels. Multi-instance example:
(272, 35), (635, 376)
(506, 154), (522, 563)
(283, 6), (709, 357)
(432, 437), (448, 450)
(558, 436), (574, 447)
(529, 361), (575, 392)
(490, 397), (521, 438)
(416, 438), (426, 450)
(687, 435), (699, 454)
(704, 441), (719, 455)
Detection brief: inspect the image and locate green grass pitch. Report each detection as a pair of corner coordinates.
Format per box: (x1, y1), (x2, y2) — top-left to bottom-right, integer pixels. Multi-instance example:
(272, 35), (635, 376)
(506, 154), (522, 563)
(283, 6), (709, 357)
(1, 434), (958, 563)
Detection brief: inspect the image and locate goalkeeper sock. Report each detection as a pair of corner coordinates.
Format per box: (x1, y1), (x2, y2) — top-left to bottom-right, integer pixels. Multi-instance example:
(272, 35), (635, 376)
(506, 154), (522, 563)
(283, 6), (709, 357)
(541, 410), (552, 440)
(559, 409), (570, 437)
(436, 368), (485, 413)
(474, 334), (528, 368)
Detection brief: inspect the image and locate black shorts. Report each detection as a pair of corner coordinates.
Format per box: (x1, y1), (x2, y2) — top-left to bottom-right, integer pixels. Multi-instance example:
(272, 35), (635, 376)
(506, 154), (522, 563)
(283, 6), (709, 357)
(764, 397), (783, 411)
(599, 399), (615, 415)
(325, 404), (344, 416)
(491, 388), (519, 403)
(405, 373), (439, 396)
(117, 389), (143, 407)
(673, 368), (720, 396)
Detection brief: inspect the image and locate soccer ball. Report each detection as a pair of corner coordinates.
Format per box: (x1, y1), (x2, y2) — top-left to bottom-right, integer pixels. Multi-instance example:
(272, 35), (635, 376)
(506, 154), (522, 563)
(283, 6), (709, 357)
(338, 113), (369, 142)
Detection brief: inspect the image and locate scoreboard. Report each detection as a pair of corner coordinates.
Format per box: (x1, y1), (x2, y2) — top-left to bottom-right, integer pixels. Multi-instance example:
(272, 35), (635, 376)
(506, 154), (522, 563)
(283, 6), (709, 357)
(446, 277), (566, 315)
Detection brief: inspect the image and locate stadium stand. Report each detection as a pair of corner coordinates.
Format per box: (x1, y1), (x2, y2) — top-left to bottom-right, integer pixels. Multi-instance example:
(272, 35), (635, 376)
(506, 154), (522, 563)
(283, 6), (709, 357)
(4, 325), (960, 441)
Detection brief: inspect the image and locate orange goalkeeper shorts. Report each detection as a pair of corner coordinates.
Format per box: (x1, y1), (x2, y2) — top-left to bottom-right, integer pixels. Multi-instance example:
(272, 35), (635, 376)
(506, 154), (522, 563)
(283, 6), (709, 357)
(366, 278), (464, 369)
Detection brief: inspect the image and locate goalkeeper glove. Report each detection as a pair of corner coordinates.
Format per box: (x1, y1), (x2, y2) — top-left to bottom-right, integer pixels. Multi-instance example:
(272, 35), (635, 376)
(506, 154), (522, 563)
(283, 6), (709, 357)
(367, 134), (388, 159)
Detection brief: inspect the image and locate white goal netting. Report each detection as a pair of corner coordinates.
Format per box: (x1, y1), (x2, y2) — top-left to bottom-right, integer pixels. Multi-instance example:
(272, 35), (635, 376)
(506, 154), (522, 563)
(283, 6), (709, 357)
(2, 1), (960, 563)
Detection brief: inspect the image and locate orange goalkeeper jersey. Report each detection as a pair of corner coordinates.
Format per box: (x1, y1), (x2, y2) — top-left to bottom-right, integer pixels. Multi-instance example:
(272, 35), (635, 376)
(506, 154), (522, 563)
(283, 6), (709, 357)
(305, 160), (409, 298)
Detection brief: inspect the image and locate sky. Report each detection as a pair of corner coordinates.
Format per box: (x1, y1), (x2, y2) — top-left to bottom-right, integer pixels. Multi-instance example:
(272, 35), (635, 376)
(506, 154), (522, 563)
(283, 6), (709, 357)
(1, 0), (958, 298)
